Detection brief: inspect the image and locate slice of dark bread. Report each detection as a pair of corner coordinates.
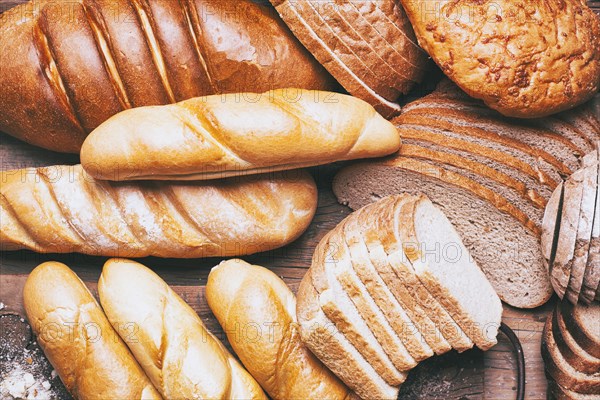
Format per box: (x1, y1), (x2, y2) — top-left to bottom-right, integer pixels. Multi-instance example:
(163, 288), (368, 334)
(561, 302), (600, 359)
(547, 378), (600, 399)
(542, 314), (600, 395)
(333, 157), (552, 308)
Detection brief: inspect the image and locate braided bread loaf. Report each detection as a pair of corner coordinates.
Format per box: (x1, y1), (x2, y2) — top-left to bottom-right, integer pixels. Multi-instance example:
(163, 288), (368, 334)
(0, 0), (335, 152)
(0, 165), (317, 257)
(80, 89), (401, 181)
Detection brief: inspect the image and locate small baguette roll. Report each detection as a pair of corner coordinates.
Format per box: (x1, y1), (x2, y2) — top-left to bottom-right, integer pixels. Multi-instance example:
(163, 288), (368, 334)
(80, 89), (401, 181)
(206, 259), (355, 400)
(23, 262), (161, 400)
(97, 258), (266, 400)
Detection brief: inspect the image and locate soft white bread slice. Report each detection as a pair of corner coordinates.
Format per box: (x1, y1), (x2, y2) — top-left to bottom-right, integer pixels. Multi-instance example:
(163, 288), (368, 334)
(543, 182), (564, 272)
(97, 259), (266, 400)
(311, 231), (407, 385)
(581, 146), (600, 304)
(336, 218), (419, 371)
(376, 196), (474, 352)
(342, 205), (434, 362)
(561, 302), (600, 359)
(402, 195), (503, 350)
(205, 259), (355, 400)
(552, 167), (588, 298)
(297, 268), (400, 400)
(542, 313), (600, 395)
(566, 154), (599, 303)
(356, 200), (447, 356)
(553, 303), (600, 375)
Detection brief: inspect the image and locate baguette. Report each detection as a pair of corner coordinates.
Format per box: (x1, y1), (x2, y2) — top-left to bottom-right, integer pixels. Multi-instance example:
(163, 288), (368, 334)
(205, 259), (355, 400)
(98, 258), (266, 400)
(401, 0), (600, 118)
(23, 262), (161, 400)
(0, 0), (335, 152)
(80, 89), (401, 181)
(0, 165), (317, 258)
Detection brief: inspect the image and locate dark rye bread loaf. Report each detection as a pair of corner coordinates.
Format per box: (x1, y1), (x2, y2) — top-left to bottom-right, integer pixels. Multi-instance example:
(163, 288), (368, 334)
(269, 0), (429, 117)
(561, 302), (600, 359)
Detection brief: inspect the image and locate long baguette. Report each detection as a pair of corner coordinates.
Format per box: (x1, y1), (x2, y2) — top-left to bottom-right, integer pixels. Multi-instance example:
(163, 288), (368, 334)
(23, 262), (162, 400)
(97, 258), (266, 399)
(0, 0), (335, 152)
(0, 165), (317, 257)
(205, 259), (355, 400)
(80, 89), (400, 181)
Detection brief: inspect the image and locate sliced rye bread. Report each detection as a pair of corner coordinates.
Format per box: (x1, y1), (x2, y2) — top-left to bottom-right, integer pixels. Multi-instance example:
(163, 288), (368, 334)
(341, 207), (433, 362)
(558, 106), (600, 146)
(310, 231), (406, 386)
(542, 314), (600, 395)
(547, 378), (600, 400)
(566, 158), (599, 304)
(530, 117), (594, 158)
(561, 302), (600, 359)
(552, 167), (588, 299)
(334, 218), (419, 371)
(356, 198), (451, 355)
(542, 182), (565, 272)
(554, 303), (600, 375)
(296, 268), (400, 400)
(581, 146), (600, 304)
(347, 0), (428, 71)
(399, 195), (503, 350)
(375, 196), (474, 352)
(333, 157), (553, 308)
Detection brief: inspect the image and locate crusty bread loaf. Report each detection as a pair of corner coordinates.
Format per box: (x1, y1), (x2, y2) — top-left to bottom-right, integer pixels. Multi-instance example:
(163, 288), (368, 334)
(581, 146), (600, 304)
(0, 0), (335, 152)
(297, 195), (502, 398)
(205, 259), (355, 400)
(80, 89), (401, 181)
(0, 165), (317, 258)
(543, 182), (564, 273)
(98, 258), (266, 400)
(401, 0), (600, 118)
(23, 262), (162, 400)
(269, 0), (429, 117)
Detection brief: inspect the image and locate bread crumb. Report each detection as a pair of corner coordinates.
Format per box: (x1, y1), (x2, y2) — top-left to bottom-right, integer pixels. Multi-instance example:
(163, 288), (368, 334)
(0, 367), (54, 400)
(0, 302), (5, 310)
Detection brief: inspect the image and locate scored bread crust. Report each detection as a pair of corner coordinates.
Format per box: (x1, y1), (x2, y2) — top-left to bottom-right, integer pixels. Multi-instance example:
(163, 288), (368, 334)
(296, 268), (400, 400)
(542, 314), (600, 395)
(401, 0), (600, 118)
(377, 196), (473, 352)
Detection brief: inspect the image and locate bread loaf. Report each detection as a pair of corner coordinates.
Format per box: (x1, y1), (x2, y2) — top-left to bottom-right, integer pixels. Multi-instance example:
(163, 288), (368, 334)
(0, 165), (317, 257)
(80, 89), (401, 181)
(297, 194), (502, 399)
(97, 258), (266, 399)
(401, 0), (600, 118)
(0, 0), (335, 152)
(205, 259), (356, 400)
(23, 262), (162, 400)
(269, 0), (429, 117)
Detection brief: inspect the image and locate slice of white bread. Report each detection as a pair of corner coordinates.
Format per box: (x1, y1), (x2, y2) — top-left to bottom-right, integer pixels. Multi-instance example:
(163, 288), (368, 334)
(311, 231), (406, 386)
(581, 146), (600, 304)
(296, 268), (400, 400)
(342, 205), (434, 362)
(566, 155), (599, 303)
(333, 157), (553, 308)
(553, 303), (600, 375)
(376, 196), (474, 352)
(542, 313), (600, 395)
(560, 302), (600, 359)
(401, 195), (503, 350)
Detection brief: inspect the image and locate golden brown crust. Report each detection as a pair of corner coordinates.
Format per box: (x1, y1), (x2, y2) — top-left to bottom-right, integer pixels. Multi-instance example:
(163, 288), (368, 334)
(0, 165), (317, 257)
(402, 0), (600, 118)
(23, 262), (162, 400)
(0, 0), (335, 152)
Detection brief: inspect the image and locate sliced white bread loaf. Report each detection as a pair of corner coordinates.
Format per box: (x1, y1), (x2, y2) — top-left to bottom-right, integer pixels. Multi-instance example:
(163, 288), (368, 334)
(333, 157), (553, 308)
(542, 314), (600, 395)
(374, 196), (473, 352)
(566, 156), (599, 303)
(561, 302), (600, 359)
(399, 195), (503, 350)
(310, 232), (407, 386)
(581, 146), (600, 304)
(296, 268), (400, 400)
(342, 205), (434, 362)
(553, 303), (600, 375)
